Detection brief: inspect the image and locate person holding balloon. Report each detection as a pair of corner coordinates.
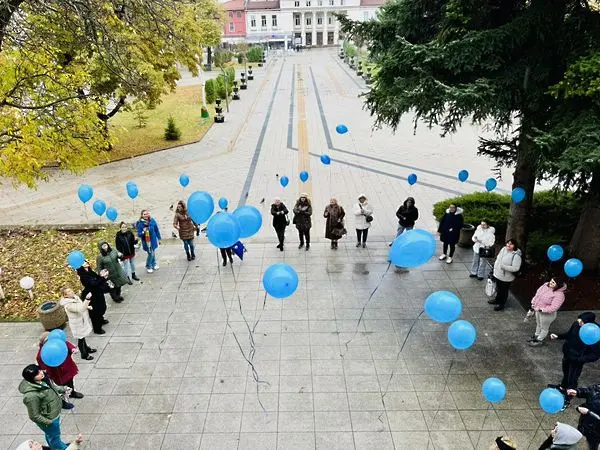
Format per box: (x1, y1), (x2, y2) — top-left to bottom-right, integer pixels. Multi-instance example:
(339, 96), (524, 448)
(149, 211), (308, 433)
(270, 197), (289, 251)
(527, 277), (567, 347)
(537, 422), (582, 450)
(324, 198), (346, 250)
(437, 204), (464, 263)
(77, 261), (108, 335)
(293, 193), (312, 250)
(353, 194), (373, 248)
(136, 209), (162, 273)
(566, 383), (600, 450)
(395, 196), (418, 238)
(96, 241), (128, 302)
(470, 219), (496, 280)
(19, 364), (72, 450)
(115, 222), (140, 282)
(173, 200), (198, 261)
(488, 239), (522, 311)
(59, 287), (96, 360)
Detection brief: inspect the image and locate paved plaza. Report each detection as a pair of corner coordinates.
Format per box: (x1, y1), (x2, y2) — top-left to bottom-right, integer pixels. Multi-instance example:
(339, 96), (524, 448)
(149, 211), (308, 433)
(0, 50), (595, 449)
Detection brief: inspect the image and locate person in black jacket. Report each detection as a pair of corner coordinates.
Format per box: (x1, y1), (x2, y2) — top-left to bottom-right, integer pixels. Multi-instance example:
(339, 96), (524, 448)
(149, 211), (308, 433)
(567, 383), (600, 449)
(550, 313), (600, 405)
(396, 197), (419, 235)
(293, 194), (312, 250)
(271, 197), (289, 251)
(76, 261), (109, 335)
(115, 222), (139, 282)
(437, 204), (464, 264)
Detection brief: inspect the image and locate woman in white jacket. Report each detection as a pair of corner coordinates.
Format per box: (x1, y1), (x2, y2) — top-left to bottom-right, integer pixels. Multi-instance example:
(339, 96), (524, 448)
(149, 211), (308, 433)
(353, 194), (373, 248)
(470, 220), (496, 280)
(60, 288), (96, 360)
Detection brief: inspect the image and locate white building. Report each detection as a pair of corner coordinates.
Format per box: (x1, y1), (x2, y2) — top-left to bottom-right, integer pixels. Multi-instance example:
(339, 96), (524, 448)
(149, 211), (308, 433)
(246, 1), (292, 47)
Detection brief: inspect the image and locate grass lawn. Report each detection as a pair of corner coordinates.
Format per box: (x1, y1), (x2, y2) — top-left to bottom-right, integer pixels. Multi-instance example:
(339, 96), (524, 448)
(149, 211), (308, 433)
(0, 227), (118, 321)
(106, 85), (215, 161)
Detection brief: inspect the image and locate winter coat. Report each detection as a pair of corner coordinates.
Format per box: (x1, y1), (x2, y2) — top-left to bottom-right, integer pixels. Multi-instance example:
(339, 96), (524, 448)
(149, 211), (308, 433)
(96, 242), (129, 288)
(531, 283), (567, 314)
(77, 267), (107, 317)
(556, 313), (600, 364)
(493, 247), (522, 282)
(546, 422), (583, 449)
(575, 384), (600, 441)
(173, 211), (197, 241)
(472, 225), (496, 253)
(60, 295), (92, 339)
(271, 203), (289, 230)
(293, 201), (312, 232)
(136, 217), (161, 251)
(324, 204), (346, 240)
(115, 230), (137, 260)
(36, 341), (78, 385)
(19, 378), (65, 427)
(437, 207), (464, 245)
(396, 198), (419, 228)
(15, 440), (81, 450)
(353, 202), (373, 230)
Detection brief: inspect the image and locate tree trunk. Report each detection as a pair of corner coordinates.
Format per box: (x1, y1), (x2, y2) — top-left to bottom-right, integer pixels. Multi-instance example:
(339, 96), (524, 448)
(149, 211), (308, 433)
(569, 170), (600, 273)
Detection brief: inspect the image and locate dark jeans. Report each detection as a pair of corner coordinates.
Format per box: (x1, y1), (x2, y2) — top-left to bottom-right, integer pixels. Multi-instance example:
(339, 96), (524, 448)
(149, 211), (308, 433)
(89, 312), (104, 333)
(275, 228), (285, 247)
(494, 279), (512, 306)
(220, 248), (233, 262)
(109, 285), (122, 301)
(537, 435), (553, 450)
(77, 338), (92, 358)
(37, 417), (67, 450)
(298, 230), (310, 246)
(356, 228), (369, 243)
(183, 239), (195, 256)
(561, 358), (584, 390)
(442, 242), (456, 257)
(586, 438), (600, 450)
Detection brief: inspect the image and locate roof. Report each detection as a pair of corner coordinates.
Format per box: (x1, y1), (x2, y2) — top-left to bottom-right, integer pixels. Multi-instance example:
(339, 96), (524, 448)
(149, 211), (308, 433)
(223, 0), (245, 10)
(246, 0), (280, 10)
(360, 0), (385, 5)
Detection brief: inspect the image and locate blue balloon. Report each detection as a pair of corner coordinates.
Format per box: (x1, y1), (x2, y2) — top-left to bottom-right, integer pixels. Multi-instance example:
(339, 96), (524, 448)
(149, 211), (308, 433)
(126, 182), (139, 200)
(280, 176), (289, 188)
(407, 173), (417, 185)
(206, 212), (241, 248)
(482, 378), (506, 403)
(539, 388), (565, 414)
(218, 197), (229, 210)
(77, 184), (93, 204)
(458, 170), (469, 182)
(580, 323), (600, 345)
(424, 291), (462, 323)
(48, 329), (67, 342)
(187, 191), (215, 224)
(67, 250), (85, 270)
(564, 258), (583, 278)
(179, 174), (190, 188)
(263, 263), (299, 299)
(299, 171), (309, 182)
(336, 124), (348, 134)
(320, 154), (331, 165)
(106, 207), (118, 222)
(92, 199), (106, 216)
(232, 205), (263, 238)
(40, 340), (68, 367)
(547, 245), (564, 262)
(389, 229), (436, 268)
(485, 178), (497, 192)
(448, 320), (477, 350)
(511, 187), (526, 204)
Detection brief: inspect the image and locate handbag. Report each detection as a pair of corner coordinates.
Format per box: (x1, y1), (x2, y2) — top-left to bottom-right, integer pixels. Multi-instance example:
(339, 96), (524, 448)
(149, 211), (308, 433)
(285, 214), (290, 226)
(366, 215), (373, 223)
(478, 246), (495, 258)
(485, 276), (497, 297)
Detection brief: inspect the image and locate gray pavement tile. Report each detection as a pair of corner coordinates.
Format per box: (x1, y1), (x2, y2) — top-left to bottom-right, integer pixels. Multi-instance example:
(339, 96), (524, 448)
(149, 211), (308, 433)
(277, 432), (315, 450)
(353, 431), (395, 450)
(161, 434), (202, 450)
(166, 413), (206, 434)
(199, 433), (240, 450)
(239, 432), (277, 450)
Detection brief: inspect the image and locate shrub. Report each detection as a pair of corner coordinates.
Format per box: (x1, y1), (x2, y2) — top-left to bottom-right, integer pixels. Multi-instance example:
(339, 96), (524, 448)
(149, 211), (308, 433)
(343, 41), (356, 58)
(214, 50), (233, 67)
(216, 75), (227, 99)
(225, 67), (236, 89)
(433, 192), (510, 227)
(527, 230), (567, 263)
(164, 116), (181, 141)
(247, 46), (263, 62)
(205, 79), (216, 104)
(132, 101), (148, 128)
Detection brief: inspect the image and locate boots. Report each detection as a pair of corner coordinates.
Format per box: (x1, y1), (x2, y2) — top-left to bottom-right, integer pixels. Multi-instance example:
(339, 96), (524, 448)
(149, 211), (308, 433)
(131, 273), (140, 281)
(191, 250), (196, 260)
(186, 250), (191, 261)
(229, 255), (234, 264)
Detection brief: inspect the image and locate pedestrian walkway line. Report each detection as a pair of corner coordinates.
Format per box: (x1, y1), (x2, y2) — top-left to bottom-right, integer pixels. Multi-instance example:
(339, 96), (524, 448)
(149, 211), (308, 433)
(330, 54), (365, 89)
(287, 63), (296, 149)
(296, 65), (313, 199)
(237, 61), (286, 208)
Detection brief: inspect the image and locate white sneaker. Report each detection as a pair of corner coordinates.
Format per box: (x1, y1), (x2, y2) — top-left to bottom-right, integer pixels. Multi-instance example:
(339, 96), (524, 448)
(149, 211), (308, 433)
(446, 257), (453, 264)
(439, 254), (447, 260)
(146, 268), (154, 273)
(153, 265), (159, 270)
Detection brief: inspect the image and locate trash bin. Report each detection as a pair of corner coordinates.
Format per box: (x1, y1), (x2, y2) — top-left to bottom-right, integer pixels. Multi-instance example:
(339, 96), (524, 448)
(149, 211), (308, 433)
(38, 301), (67, 331)
(458, 224), (476, 248)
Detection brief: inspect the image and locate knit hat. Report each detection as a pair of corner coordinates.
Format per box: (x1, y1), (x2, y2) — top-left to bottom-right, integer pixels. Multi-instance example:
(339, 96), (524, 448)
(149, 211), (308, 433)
(578, 312), (596, 324)
(496, 436), (516, 450)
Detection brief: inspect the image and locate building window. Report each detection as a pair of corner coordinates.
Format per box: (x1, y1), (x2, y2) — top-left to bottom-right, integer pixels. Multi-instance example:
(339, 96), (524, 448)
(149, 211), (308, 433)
(363, 11), (369, 20)
(318, 0), (323, 5)
(237, 11), (242, 18)
(306, 0), (311, 6)
(340, 0), (344, 4)
(261, 15), (267, 27)
(328, 15), (333, 24)
(272, 15), (278, 27)
(317, 16), (322, 25)
(329, 0), (334, 5)
(294, 0), (299, 6)
(229, 22), (235, 32)
(229, 11), (233, 17)
(294, 14), (300, 26)
(306, 16), (312, 26)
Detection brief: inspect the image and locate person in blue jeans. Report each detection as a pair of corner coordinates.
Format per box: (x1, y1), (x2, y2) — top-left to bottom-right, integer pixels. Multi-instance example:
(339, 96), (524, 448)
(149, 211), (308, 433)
(19, 364), (71, 450)
(389, 197), (419, 246)
(136, 209), (162, 273)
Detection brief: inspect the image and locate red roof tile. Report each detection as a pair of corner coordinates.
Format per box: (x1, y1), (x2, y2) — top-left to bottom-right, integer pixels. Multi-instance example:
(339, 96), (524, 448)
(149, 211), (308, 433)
(223, 0), (245, 11)
(246, 0), (280, 10)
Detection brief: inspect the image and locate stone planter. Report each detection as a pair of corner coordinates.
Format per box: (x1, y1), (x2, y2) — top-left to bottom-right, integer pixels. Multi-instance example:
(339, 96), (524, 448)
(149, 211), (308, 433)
(39, 301), (68, 331)
(458, 224), (476, 248)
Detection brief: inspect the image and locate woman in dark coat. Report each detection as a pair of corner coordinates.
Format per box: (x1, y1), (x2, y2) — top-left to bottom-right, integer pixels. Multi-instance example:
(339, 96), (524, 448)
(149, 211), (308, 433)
(271, 197), (289, 251)
(293, 194), (312, 250)
(77, 261), (108, 335)
(437, 203), (464, 264)
(96, 241), (128, 302)
(173, 200), (198, 261)
(324, 198), (346, 250)
(115, 221), (139, 281)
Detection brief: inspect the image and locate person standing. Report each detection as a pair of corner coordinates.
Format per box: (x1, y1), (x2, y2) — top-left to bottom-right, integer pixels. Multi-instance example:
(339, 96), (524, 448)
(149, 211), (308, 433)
(395, 197), (419, 237)
(324, 198), (346, 250)
(550, 313), (600, 406)
(537, 422), (583, 450)
(353, 194), (373, 248)
(96, 241), (128, 302)
(220, 247), (234, 267)
(136, 209), (161, 273)
(566, 384), (600, 449)
(77, 261), (108, 335)
(437, 204), (464, 263)
(173, 200), (198, 261)
(488, 239), (522, 311)
(528, 277), (567, 347)
(470, 219), (496, 280)
(19, 364), (71, 450)
(293, 194), (312, 250)
(115, 222), (139, 282)
(271, 197), (289, 251)
(59, 287), (96, 360)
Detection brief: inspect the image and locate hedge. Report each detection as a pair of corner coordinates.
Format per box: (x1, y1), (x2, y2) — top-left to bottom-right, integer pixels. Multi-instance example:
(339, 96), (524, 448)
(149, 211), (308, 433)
(205, 79), (216, 104)
(247, 46), (263, 63)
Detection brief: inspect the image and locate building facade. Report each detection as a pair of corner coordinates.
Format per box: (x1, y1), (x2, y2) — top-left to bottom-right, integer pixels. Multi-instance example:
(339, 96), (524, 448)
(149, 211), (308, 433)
(223, 0), (247, 42)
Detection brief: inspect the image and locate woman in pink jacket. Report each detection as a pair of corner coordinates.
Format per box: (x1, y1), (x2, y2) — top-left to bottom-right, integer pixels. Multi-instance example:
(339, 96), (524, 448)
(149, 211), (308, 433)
(529, 276), (567, 346)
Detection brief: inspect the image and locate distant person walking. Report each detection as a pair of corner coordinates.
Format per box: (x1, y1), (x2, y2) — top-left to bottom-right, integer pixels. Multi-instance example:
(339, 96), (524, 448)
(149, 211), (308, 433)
(173, 200), (198, 261)
(324, 198), (346, 250)
(115, 222), (139, 282)
(96, 241), (128, 302)
(293, 194), (312, 251)
(488, 239), (522, 311)
(528, 277), (567, 346)
(60, 287), (96, 360)
(77, 261), (108, 335)
(353, 194), (373, 248)
(470, 219), (495, 280)
(437, 204), (463, 264)
(271, 197), (289, 251)
(136, 209), (161, 273)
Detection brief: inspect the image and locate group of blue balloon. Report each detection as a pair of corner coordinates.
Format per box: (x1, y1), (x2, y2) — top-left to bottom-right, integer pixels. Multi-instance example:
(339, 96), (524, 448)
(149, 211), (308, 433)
(547, 244), (584, 278)
(77, 181), (140, 223)
(458, 169), (526, 202)
(279, 157), (331, 188)
(481, 378), (566, 414)
(40, 329), (70, 367)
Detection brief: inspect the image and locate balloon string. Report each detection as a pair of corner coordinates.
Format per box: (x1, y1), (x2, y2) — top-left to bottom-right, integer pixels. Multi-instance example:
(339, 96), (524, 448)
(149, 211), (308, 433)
(474, 404), (493, 449)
